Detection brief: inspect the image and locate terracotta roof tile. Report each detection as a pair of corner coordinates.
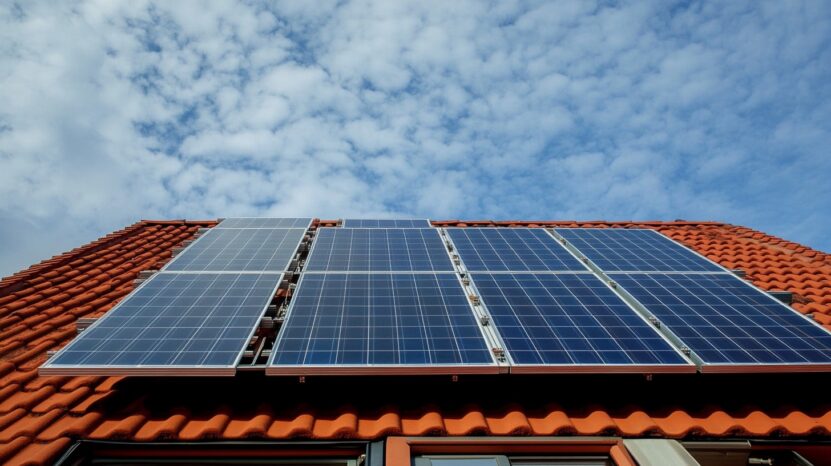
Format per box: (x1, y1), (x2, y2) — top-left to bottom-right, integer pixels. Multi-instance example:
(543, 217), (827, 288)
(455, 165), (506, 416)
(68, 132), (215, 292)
(0, 409), (27, 435)
(4, 437), (71, 466)
(0, 437), (30, 464)
(88, 414), (146, 440)
(0, 409), (63, 442)
(133, 413), (189, 441)
(178, 412), (231, 440)
(31, 387), (91, 414)
(0, 219), (830, 464)
(37, 412), (103, 442)
(266, 413), (316, 438)
(0, 387), (55, 414)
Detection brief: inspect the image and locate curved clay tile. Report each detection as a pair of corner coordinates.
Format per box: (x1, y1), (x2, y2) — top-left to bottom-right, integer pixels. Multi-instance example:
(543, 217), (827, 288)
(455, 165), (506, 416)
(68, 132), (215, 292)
(612, 411), (661, 436)
(31, 386), (90, 414)
(266, 412), (316, 438)
(356, 411), (403, 438)
(571, 410), (618, 436)
(178, 413), (231, 440)
(443, 409), (489, 436)
(89, 413), (147, 439)
(486, 410), (533, 435)
(526, 410), (574, 435)
(36, 412), (103, 442)
(399, 410), (445, 436)
(0, 409), (63, 442)
(224, 412), (273, 439)
(133, 413), (189, 441)
(311, 412), (359, 439)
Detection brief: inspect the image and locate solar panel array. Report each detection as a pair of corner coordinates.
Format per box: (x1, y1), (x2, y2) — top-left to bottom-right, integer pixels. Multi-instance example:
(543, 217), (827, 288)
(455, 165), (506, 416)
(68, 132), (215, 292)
(216, 218), (312, 229)
(268, 273), (494, 373)
(270, 224), (496, 374)
(42, 219), (831, 377)
(551, 228), (831, 372)
(41, 273), (281, 375)
(165, 228), (305, 272)
(447, 228), (586, 272)
(611, 273), (831, 369)
(305, 228), (454, 272)
(342, 219), (431, 228)
(555, 228), (723, 272)
(442, 228), (692, 372)
(42, 218), (311, 376)
(472, 273), (690, 370)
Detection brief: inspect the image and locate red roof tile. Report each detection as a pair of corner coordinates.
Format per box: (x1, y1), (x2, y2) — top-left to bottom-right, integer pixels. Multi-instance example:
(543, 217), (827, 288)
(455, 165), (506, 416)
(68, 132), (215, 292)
(0, 219), (830, 464)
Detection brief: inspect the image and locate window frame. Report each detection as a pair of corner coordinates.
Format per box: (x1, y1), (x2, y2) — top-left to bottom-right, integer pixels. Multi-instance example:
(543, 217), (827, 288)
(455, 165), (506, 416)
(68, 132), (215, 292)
(386, 437), (636, 466)
(54, 439), (376, 466)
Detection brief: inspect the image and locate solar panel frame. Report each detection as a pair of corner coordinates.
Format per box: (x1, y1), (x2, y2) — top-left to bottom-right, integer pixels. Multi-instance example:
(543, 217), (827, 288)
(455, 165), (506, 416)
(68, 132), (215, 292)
(553, 228), (727, 273)
(40, 272), (282, 376)
(304, 228), (455, 272)
(467, 272), (695, 373)
(162, 228), (306, 273)
(445, 227), (588, 272)
(342, 219), (431, 228)
(215, 217), (313, 229)
(266, 272), (498, 375)
(608, 272), (831, 373)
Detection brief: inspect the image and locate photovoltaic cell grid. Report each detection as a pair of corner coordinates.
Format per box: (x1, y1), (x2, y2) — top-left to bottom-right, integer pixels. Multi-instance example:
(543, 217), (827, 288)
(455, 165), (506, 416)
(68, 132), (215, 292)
(555, 228), (723, 272)
(447, 228), (586, 272)
(471, 273), (690, 370)
(42, 273), (280, 374)
(305, 228), (454, 272)
(342, 219), (431, 228)
(268, 273), (495, 372)
(216, 218), (312, 229)
(164, 228), (306, 272)
(611, 273), (831, 368)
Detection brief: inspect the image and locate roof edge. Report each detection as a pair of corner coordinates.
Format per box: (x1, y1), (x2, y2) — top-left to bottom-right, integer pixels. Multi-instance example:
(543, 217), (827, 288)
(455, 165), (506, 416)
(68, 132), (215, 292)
(0, 220), (216, 298)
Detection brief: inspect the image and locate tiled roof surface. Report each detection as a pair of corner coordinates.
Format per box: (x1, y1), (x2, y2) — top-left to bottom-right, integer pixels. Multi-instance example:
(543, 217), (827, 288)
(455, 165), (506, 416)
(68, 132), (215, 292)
(1, 219), (830, 465)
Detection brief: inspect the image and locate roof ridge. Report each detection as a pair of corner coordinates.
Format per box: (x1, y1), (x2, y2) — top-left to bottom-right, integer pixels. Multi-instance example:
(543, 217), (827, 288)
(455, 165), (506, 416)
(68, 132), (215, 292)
(431, 220), (727, 226)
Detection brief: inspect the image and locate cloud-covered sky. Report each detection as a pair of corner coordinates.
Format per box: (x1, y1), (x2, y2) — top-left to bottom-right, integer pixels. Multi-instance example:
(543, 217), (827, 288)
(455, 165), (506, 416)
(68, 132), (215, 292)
(1, 1), (830, 277)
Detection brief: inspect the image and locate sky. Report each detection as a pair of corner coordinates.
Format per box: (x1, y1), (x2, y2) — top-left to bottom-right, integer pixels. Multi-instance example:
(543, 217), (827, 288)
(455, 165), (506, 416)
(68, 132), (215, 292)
(1, 1), (830, 277)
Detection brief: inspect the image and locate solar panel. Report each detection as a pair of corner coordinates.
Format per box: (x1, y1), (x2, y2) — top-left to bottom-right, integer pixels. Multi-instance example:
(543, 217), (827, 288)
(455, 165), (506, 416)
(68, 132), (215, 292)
(40, 272), (280, 376)
(610, 273), (831, 372)
(216, 217), (312, 229)
(267, 273), (496, 374)
(554, 228), (723, 272)
(470, 273), (693, 373)
(304, 228), (454, 272)
(164, 228), (306, 272)
(342, 219), (431, 228)
(447, 228), (586, 272)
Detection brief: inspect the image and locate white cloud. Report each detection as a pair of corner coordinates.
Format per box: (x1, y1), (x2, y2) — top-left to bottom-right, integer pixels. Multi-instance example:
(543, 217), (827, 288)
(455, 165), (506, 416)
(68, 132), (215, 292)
(0, 0), (830, 276)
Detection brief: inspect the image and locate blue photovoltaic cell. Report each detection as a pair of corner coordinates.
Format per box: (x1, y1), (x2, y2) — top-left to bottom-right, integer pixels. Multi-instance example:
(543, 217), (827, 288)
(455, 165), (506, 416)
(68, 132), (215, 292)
(165, 228), (305, 272)
(611, 273), (831, 367)
(471, 273), (690, 368)
(342, 219), (430, 228)
(447, 228), (585, 272)
(555, 228), (723, 272)
(269, 273), (494, 368)
(305, 228), (454, 272)
(42, 273), (280, 371)
(216, 218), (312, 229)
